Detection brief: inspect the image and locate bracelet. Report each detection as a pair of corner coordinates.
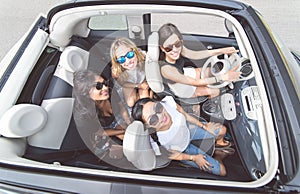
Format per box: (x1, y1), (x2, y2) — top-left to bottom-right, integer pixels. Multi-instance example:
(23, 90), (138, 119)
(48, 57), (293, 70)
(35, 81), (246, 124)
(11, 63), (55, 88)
(189, 155), (194, 161)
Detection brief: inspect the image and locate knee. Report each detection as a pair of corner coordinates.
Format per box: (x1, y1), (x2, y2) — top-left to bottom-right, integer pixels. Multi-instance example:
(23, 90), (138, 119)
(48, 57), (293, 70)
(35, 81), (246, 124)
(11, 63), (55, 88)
(219, 163), (227, 176)
(219, 125), (227, 136)
(126, 97), (136, 107)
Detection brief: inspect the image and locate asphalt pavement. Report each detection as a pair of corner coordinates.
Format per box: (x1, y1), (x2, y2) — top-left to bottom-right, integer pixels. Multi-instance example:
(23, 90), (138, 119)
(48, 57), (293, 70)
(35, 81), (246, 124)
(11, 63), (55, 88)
(0, 0), (299, 62)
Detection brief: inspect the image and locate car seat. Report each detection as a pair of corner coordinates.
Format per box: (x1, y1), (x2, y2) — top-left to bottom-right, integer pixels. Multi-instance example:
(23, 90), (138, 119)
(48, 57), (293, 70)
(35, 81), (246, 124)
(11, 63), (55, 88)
(123, 121), (170, 171)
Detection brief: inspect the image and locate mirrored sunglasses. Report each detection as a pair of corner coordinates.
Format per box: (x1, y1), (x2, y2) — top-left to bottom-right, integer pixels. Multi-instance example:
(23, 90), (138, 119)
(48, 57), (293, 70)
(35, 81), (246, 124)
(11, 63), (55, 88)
(116, 50), (135, 64)
(163, 40), (183, 52)
(94, 80), (109, 90)
(149, 103), (164, 126)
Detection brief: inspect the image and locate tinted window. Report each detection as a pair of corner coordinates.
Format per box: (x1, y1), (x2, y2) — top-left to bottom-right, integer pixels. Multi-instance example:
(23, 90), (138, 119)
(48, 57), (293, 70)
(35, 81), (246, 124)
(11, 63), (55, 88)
(88, 15), (128, 30)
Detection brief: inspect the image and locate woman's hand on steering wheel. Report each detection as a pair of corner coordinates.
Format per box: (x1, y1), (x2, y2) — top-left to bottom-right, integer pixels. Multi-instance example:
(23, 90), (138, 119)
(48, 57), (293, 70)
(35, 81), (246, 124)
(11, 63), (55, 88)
(222, 65), (241, 82)
(219, 47), (239, 55)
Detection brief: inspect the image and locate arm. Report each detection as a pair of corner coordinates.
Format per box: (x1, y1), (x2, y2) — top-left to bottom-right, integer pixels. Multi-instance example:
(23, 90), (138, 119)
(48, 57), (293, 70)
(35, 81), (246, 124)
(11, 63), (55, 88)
(181, 46), (238, 60)
(176, 103), (223, 135)
(120, 81), (139, 89)
(118, 101), (132, 125)
(169, 150), (212, 171)
(161, 64), (229, 86)
(103, 129), (125, 136)
(176, 103), (206, 128)
(161, 65), (197, 85)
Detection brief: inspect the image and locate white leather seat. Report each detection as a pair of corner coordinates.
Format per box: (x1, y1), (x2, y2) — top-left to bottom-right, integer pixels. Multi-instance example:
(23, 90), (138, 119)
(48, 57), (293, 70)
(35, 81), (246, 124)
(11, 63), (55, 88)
(28, 98), (74, 149)
(123, 121), (170, 171)
(145, 32), (164, 93)
(54, 46), (89, 86)
(0, 97), (74, 151)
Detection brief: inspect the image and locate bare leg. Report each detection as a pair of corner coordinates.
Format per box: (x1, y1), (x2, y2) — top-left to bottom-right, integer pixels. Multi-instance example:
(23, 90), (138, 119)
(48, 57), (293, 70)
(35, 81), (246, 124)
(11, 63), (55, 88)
(215, 125), (229, 147)
(213, 149), (227, 176)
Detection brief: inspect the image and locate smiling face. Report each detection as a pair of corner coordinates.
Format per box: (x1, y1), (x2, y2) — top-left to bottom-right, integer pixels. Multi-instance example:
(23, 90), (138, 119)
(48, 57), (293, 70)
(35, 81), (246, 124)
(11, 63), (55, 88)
(89, 75), (110, 101)
(115, 44), (138, 71)
(142, 101), (172, 131)
(161, 33), (183, 63)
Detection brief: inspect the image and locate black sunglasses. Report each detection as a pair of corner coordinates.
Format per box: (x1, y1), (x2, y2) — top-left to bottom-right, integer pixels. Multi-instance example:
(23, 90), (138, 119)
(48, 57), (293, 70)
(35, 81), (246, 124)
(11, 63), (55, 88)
(163, 40), (183, 52)
(94, 80), (109, 90)
(149, 103), (164, 126)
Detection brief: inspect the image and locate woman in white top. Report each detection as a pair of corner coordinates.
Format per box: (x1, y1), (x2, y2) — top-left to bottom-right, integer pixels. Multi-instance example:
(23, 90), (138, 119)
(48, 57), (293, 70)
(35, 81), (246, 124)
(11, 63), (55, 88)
(131, 96), (232, 176)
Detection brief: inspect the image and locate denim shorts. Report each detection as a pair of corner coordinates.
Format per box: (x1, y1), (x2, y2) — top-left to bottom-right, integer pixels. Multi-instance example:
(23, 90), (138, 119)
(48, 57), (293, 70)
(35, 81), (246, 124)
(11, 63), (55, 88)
(180, 123), (221, 175)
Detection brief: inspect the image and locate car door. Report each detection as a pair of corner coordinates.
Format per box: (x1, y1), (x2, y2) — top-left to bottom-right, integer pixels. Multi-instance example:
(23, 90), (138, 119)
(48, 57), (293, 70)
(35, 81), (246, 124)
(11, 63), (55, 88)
(0, 15), (49, 116)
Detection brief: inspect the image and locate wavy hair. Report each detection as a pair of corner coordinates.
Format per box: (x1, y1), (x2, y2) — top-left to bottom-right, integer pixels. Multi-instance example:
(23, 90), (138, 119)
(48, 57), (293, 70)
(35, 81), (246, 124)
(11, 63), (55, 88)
(73, 70), (100, 120)
(110, 37), (145, 81)
(132, 98), (162, 146)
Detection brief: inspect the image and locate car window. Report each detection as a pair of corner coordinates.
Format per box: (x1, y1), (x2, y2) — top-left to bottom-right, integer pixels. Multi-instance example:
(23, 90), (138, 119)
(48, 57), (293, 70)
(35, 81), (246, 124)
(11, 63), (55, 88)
(88, 15), (128, 30)
(151, 13), (229, 37)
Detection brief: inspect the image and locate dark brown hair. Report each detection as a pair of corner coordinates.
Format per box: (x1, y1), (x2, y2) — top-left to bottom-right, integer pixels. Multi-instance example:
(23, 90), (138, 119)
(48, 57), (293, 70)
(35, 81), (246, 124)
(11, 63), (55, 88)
(158, 23), (183, 47)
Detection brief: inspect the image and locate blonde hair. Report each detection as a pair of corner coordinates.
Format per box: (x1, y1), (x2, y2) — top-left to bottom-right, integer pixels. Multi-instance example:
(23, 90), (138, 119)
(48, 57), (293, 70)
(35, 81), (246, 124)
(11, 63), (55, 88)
(110, 37), (145, 81)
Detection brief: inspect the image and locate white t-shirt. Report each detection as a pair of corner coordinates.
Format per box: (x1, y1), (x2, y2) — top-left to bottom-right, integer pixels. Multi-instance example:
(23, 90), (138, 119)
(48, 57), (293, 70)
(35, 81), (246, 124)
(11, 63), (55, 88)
(150, 96), (190, 155)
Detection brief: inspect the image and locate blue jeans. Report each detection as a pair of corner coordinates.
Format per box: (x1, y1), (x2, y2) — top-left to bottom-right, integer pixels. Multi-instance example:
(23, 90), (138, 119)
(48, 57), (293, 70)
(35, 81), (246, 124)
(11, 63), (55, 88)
(181, 123), (221, 175)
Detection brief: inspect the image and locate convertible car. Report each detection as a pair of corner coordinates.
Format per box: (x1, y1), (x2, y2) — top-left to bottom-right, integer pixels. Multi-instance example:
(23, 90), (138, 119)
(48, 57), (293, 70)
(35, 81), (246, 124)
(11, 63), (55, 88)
(0, 0), (299, 193)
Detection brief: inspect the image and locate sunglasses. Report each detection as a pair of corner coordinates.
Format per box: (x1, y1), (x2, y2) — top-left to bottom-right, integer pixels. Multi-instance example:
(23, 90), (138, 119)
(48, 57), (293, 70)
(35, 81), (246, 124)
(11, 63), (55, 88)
(148, 103), (164, 126)
(163, 40), (183, 52)
(116, 50), (135, 64)
(94, 80), (109, 90)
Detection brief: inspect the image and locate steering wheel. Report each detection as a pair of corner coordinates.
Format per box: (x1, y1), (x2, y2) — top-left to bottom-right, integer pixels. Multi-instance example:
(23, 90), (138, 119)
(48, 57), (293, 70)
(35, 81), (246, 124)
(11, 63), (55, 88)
(201, 53), (241, 89)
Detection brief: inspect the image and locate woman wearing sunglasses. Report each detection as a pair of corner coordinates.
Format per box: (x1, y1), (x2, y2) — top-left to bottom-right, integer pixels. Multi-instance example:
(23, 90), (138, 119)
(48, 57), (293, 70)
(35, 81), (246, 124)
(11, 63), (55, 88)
(132, 96), (232, 176)
(73, 70), (131, 140)
(158, 23), (241, 99)
(110, 37), (153, 107)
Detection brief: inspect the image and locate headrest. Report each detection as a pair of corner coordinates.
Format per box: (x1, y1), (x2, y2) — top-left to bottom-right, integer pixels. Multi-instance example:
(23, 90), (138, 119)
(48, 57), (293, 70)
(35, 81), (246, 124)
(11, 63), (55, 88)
(54, 46), (89, 86)
(0, 104), (47, 138)
(123, 121), (156, 171)
(59, 46), (89, 73)
(145, 32), (164, 93)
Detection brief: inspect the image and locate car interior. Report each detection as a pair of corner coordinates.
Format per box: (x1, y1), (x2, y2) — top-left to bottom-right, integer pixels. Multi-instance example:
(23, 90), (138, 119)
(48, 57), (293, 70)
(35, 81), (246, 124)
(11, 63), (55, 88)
(0, 4), (278, 188)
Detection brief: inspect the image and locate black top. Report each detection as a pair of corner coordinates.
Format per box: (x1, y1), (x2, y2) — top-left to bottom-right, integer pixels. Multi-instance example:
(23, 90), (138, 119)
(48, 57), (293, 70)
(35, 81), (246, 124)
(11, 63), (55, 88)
(95, 87), (123, 128)
(160, 56), (195, 84)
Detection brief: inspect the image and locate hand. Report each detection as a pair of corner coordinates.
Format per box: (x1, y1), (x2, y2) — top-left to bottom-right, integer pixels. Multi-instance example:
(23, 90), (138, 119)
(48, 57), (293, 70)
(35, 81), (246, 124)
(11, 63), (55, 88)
(203, 122), (223, 135)
(220, 47), (239, 55)
(194, 154), (213, 171)
(222, 65), (241, 82)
